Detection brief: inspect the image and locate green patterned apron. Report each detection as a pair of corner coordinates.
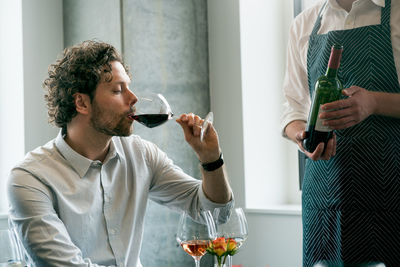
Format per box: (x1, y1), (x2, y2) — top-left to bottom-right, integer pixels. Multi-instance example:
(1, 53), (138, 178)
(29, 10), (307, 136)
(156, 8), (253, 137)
(303, 0), (400, 266)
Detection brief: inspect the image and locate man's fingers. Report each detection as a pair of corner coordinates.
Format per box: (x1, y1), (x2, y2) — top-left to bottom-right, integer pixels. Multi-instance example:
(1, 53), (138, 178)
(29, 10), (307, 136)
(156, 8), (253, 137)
(193, 115), (202, 136)
(176, 113), (207, 139)
(176, 119), (192, 141)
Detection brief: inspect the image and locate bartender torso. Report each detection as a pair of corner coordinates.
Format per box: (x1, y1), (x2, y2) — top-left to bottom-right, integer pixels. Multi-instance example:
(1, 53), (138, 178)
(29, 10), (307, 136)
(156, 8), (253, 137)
(281, 0), (400, 266)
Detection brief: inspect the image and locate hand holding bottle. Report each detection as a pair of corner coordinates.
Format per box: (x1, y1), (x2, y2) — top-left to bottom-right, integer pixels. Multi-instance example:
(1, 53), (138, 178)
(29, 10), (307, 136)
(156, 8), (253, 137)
(318, 86), (376, 130)
(293, 121), (337, 161)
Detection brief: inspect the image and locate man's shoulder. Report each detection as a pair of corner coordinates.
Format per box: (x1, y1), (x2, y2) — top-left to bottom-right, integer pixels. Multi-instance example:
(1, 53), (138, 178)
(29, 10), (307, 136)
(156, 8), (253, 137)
(294, 1), (324, 23)
(12, 138), (61, 175)
(289, 0), (325, 44)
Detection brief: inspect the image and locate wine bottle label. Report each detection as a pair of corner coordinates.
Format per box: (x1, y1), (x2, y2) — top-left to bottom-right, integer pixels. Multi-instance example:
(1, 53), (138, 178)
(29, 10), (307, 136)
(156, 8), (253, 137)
(315, 105), (332, 132)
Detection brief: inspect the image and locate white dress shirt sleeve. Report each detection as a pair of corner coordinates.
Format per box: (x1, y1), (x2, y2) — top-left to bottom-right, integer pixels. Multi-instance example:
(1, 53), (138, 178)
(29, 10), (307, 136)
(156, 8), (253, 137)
(280, 14), (312, 137)
(8, 168), (114, 267)
(142, 140), (233, 218)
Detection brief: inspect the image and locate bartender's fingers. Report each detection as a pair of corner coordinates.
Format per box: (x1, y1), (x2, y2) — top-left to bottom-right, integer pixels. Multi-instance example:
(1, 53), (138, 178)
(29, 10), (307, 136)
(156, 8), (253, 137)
(306, 143), (324, 161)
(342, 85), (361, 97)
(295, 131), (307, 148)
(331, 133), (337, 157)
(321, 137), (335, 161)
(325, 116), (357, 130)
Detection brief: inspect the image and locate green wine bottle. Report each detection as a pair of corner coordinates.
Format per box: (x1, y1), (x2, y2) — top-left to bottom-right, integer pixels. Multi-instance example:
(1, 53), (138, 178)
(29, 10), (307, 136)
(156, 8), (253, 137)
(303, 44), (343, 153)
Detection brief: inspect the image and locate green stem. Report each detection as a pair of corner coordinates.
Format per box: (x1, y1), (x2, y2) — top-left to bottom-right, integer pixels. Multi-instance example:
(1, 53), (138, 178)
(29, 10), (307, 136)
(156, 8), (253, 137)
(222, 255), (227, 265)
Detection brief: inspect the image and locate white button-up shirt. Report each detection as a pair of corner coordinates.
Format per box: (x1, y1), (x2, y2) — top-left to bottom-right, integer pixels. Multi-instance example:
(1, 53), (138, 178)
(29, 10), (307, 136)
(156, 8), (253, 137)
(8, 131), (233, 267)
(281, 0), (400, 134)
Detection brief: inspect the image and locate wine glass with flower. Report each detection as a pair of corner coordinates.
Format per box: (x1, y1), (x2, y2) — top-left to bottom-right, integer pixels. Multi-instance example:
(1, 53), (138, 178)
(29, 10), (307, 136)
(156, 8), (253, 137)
(207, 207), (248, 267)
(176, 210), (217, 267)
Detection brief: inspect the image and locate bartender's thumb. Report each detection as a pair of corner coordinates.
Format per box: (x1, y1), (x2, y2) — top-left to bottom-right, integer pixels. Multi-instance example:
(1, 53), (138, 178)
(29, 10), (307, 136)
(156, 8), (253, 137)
(296, 130), (306, 142)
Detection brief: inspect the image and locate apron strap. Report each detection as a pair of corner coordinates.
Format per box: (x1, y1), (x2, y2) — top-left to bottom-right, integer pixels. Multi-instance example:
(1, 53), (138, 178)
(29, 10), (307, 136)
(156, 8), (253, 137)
(381, 0), (391, 25)
(310, 0), (328, 36)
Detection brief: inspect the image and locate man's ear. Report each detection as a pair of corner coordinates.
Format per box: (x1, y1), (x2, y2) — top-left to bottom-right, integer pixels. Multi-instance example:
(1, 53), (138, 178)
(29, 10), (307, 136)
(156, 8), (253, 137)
(73, 93), (91, 115)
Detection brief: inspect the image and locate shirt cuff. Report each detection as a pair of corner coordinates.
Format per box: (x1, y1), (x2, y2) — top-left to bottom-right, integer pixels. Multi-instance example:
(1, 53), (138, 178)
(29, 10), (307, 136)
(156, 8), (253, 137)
(198, 185), (234, 212)
(280, 114), (308, 138)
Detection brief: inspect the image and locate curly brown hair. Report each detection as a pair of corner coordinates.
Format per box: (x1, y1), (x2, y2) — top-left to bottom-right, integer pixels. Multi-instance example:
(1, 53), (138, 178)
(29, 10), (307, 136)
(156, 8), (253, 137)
(43, 40), (130, 129)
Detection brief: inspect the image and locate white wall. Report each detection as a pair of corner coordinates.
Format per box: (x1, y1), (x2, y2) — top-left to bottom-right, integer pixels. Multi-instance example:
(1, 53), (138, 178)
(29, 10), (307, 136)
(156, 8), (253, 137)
(0, 0), (63, 221)
(0, 0), (25, 213)
(235, 210), (302, 267)
(22, 0), (63, 152)
(239, 0), (301, 208)
(208, 0), (246, 208)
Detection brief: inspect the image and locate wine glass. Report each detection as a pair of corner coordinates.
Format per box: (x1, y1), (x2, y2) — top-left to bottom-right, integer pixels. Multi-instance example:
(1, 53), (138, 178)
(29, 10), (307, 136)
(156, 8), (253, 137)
(132, 93), (174, 128)
(176, 210), (217, 267)
(200, 111), (213, 142)
(0, 228), (26, 266)
(212, 207), (248, 267)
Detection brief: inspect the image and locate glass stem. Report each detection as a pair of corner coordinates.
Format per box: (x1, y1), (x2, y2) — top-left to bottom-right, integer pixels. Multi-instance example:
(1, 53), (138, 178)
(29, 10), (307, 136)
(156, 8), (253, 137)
(226, 255), (232, 267)
(194, 258), (201, 267)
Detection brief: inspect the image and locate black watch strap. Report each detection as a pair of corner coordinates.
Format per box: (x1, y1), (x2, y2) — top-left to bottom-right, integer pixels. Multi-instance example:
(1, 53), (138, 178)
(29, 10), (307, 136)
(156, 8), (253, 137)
(201, 153), (224, 171)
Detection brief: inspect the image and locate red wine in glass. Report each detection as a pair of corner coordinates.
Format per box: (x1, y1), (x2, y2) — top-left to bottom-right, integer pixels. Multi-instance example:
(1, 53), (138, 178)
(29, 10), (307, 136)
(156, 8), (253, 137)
(133, 93), (173, 128)
(132, 114), (170, 128)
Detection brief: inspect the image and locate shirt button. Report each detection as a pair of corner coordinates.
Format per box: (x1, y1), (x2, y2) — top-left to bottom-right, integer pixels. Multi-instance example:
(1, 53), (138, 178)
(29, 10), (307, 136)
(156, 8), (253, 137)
(92, 161), (102, 167)
(105, 195), (111, 202)
(109, 229), (116, 235)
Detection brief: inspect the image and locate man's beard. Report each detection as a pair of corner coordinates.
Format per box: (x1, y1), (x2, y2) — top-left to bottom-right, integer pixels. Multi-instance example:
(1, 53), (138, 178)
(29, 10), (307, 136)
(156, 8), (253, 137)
(90, 100), (133, 137)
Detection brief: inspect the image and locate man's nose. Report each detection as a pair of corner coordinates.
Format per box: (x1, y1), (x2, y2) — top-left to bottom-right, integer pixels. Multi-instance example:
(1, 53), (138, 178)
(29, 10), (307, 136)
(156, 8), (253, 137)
(128, 89), (138, 106)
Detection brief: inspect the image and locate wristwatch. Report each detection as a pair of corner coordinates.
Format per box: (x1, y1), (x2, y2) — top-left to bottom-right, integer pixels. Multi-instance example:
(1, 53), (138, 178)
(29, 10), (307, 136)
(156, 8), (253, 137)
(201, 153), (224, 171)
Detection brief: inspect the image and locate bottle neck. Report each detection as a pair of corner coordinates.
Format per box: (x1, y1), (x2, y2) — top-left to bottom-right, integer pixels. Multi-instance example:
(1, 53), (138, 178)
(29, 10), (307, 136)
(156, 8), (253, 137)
(325, 67), (338, 78)
(326, 45), (342, 78)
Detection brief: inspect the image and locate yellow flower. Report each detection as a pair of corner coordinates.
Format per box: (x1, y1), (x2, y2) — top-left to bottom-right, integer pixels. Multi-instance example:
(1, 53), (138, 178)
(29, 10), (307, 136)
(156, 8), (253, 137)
(211, 237), (228, 256)
(226, 238), (237, 253)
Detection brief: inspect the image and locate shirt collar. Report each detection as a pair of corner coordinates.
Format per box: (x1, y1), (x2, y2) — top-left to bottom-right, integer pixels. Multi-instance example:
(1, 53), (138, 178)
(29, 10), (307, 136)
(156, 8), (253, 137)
(329, 0), (385, 10)
(371, 0), (385, 7)
(55, 130), (92, 178)
(55, 130), (121, 178)
(107, 137), (122, 162)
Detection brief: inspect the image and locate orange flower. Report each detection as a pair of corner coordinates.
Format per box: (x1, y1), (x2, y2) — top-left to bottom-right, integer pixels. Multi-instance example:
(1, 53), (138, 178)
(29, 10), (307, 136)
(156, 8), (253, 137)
(207, 237), (240, 267)
(226, 238), (237, 253)
(212, 237), (227, 256)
